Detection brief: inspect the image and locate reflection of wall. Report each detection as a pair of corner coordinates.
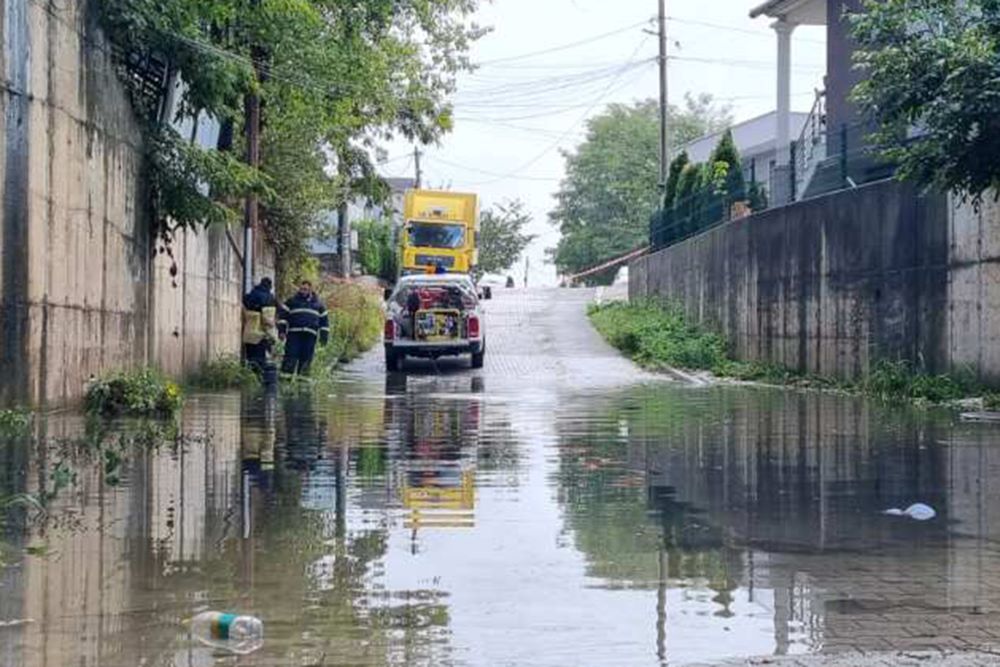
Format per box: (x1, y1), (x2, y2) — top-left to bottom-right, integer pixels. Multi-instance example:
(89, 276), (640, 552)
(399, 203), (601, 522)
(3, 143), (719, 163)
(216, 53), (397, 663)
(8, 400), (243, 666)
(620, 387), (1000, 654)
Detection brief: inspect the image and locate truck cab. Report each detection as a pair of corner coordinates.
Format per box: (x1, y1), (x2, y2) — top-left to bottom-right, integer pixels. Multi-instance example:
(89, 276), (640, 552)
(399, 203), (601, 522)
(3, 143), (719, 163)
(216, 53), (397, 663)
(401, 189), (479, 275)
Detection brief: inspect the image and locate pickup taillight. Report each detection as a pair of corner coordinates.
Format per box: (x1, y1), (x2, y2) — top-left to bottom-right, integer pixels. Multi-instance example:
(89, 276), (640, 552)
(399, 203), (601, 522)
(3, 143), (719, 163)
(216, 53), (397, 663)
(384, 319), (396, 341)
(468, 315), (480, 339)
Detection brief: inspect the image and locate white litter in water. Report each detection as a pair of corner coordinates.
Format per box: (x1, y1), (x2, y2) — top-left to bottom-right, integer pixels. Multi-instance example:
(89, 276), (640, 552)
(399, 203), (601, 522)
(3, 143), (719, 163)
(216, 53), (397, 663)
(0, 618), (35, 628)
(883, 503), (936, 521)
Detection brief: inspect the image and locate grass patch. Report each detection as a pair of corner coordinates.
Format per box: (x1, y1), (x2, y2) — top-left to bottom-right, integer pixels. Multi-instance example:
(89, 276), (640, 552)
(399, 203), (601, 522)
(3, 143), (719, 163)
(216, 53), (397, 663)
(588, 301), (730, 371)
(188, 355), (259, 390)
(0, 409), (32, 438)
(311, 280), (384, 374)
(84, 368), (183, 417)
(590, 300), (992, 405)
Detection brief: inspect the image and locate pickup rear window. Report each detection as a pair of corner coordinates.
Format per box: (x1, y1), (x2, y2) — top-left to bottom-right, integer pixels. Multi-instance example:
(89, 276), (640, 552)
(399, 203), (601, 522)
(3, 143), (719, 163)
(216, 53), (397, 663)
(408, 223), (465, 249)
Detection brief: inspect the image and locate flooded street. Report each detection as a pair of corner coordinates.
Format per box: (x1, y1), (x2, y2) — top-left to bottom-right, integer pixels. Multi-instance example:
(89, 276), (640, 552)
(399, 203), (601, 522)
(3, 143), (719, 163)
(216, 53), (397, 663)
(4, 290), (1000, 666)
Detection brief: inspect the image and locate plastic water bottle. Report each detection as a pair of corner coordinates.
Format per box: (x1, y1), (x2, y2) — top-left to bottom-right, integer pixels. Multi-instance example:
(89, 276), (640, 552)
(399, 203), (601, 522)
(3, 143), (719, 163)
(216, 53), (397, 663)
(190, 611), (263, 652)
(883, 503), (936, 521)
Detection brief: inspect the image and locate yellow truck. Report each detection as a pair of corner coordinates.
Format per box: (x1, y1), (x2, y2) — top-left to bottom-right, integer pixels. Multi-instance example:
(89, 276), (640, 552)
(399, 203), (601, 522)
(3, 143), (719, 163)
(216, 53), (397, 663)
(401, 189), (479, 275)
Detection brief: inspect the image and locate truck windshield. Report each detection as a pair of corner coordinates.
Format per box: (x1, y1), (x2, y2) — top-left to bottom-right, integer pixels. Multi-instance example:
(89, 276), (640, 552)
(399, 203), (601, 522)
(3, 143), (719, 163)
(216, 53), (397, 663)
(408, 222), (465, 249)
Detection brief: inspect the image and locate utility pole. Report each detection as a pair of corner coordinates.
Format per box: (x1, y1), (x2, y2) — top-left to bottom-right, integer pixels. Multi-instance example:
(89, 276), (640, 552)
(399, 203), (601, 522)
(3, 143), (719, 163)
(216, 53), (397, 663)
(657, 0), (669, 190)
(243, 66), (262, 295)
(414, 147), (423, 188)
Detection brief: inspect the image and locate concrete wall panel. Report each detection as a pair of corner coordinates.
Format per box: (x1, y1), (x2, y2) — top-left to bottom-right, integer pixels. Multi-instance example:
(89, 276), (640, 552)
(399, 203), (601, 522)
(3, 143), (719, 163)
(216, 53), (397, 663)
(0, 0), (274, 405)
(631, 179), (971, 381)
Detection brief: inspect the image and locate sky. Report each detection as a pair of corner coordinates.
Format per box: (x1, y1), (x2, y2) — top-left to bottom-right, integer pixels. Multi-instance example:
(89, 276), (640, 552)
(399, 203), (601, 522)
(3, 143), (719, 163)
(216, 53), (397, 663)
(378, 0), (827, 286)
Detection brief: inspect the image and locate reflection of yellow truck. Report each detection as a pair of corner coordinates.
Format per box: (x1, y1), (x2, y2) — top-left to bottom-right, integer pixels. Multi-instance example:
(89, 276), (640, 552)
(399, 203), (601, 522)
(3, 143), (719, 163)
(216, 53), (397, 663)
(401, 189), (479, 275)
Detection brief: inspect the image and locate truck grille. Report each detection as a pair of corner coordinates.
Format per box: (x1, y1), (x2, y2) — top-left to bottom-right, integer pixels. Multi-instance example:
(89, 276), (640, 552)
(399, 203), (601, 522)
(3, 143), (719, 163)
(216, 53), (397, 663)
(415, 255), (456, 268)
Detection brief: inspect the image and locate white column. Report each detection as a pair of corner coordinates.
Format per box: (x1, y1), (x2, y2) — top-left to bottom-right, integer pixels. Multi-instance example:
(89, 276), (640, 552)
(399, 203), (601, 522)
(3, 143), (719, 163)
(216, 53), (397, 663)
(774, 20), (795, 165)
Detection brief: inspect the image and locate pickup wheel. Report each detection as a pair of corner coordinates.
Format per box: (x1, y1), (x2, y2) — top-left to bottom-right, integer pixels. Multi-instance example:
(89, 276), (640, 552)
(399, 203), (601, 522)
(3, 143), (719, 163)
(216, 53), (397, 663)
(471, 345), (485, 370)
(385, 347), (405, 373)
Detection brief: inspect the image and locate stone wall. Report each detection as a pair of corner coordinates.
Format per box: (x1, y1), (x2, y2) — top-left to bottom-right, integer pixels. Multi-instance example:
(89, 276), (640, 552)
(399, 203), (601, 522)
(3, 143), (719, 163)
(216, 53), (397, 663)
(0, 0), (271, 405)
(630, 179), (1000, 382)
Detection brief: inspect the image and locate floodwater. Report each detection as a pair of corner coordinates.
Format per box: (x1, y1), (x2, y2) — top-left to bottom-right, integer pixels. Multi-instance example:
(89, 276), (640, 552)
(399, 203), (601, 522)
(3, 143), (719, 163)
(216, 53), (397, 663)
(3, 375), (1000, 666)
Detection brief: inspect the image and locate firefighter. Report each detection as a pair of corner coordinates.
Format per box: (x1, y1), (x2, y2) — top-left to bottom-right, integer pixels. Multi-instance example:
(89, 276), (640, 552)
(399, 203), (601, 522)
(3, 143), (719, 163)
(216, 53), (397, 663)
(278, 280), (329, 376)
(242, 277), (278, 373)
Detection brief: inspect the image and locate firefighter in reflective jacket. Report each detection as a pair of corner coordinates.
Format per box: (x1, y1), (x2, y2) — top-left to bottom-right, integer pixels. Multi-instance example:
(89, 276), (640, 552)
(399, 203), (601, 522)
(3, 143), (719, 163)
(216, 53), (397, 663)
(278, 280), (329, 376)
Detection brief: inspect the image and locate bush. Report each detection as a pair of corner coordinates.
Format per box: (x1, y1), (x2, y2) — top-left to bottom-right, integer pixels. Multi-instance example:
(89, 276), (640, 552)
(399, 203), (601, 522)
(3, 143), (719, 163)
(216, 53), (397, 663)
(0, 409), (32, 438)
(589, 301), (730, 371)
(310, 280), (384, 374)
(864, 360), (974, 403)
(188, 355), (259, 390)
(84, 369), (183, 417)
(590, 301), (988, 405)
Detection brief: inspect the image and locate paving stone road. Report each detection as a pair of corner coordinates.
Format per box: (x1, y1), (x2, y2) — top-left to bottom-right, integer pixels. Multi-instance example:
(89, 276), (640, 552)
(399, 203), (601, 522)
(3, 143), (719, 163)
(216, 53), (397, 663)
(346, 287), (1000, 667)
(347, 286), (654, 391)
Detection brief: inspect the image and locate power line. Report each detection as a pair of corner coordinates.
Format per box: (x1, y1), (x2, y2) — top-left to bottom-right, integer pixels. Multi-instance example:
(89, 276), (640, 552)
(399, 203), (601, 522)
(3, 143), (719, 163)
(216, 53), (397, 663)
(456, 37), (654, 187)
(668, 54), (824, 72)
(667, 16), (826, 45)
(476, 18), (653, 66)
(424, 155), (562, 182)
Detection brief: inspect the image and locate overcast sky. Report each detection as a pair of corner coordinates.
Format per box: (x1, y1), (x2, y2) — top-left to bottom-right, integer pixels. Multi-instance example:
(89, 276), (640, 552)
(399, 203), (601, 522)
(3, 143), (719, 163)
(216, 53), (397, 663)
(379, 0), (826, 286)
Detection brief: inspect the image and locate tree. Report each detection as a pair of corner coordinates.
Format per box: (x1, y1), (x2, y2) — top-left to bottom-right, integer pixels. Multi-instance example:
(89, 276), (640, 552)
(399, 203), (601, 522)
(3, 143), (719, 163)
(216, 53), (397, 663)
(851, 0), (1000, 202)
(674, 164), (700, 240)
(549, 94), (731, 284)
(355, 219), (397, 283)
(97, 0), (484, 276)
(664, 152), (690, 210)
(710, 129), (746, 206)
(477, 200), (536, 278)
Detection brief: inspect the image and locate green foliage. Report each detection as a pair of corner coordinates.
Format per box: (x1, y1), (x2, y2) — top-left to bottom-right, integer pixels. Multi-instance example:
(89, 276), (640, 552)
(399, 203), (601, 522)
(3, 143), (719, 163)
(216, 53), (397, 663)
(188, 355), (260, 390)
(148, 126), (273, 237)
(663, 151), (689, 209)
(84, 369), (183, 417)
(549, 95), (732, 284)
(477, 199), (536, 278)
(850, 0), (1000, 202)
(589, 301), (730, 371)
(590, 301), (989, 405)
(355, 219), (398, 282)
(653, 126), (749, 249)
(98, 0), (484, 270)
(747, 180), (768, 212)
(863, 360), (974, 403)
(710, 129), (746, 203)
(310, 282), (385, 374)
(0, 409), (31, 438)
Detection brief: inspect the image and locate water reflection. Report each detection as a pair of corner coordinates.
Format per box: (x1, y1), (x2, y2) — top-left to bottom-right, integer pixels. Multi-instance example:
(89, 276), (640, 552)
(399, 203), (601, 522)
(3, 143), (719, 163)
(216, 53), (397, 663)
(1, 381), (999, 666)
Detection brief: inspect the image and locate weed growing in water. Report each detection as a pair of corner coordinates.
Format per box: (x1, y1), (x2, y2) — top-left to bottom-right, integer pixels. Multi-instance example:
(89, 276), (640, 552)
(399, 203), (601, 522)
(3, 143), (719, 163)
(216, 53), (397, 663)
(85, 369), (182, 417)
(590, 301), (992, 405)
(188, 355), (260, 390)
(0, 409), (32, 438)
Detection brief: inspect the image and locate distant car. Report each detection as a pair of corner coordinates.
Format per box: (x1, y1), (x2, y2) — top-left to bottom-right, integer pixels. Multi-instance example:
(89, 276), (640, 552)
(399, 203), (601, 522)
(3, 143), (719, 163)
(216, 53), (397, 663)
(383, 274), (486, 372)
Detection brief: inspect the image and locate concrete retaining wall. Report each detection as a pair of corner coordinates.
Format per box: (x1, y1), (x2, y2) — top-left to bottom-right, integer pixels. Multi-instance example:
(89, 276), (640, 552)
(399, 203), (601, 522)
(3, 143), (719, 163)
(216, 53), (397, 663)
(630, 179), (1000, 382)
(0, 0), (271, 405)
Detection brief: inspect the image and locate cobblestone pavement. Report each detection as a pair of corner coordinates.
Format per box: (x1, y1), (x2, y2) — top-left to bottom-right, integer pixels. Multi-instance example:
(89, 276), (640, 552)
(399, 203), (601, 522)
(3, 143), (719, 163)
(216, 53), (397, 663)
(347, 286), (655, 391)
(345, 287), (1000, 667)
(694, 649), (1000, 666)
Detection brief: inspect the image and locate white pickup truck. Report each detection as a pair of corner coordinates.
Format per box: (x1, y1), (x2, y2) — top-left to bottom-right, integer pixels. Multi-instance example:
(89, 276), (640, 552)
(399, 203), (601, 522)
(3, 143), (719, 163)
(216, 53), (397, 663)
(383, 274), (486, 372)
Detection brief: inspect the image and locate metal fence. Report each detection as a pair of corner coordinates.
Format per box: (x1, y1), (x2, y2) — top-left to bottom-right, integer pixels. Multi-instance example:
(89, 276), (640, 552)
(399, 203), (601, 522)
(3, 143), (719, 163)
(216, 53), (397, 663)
(649, 120), (892, 253)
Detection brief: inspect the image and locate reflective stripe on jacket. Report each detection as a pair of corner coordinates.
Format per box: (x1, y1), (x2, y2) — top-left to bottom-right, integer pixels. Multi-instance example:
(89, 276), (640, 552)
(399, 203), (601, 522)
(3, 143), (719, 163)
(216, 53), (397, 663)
(278, 293), (330, 337)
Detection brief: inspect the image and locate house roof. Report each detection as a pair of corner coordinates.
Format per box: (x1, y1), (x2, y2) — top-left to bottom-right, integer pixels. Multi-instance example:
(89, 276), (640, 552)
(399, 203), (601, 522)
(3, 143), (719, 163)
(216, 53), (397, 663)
(749, 0), (825, 25)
